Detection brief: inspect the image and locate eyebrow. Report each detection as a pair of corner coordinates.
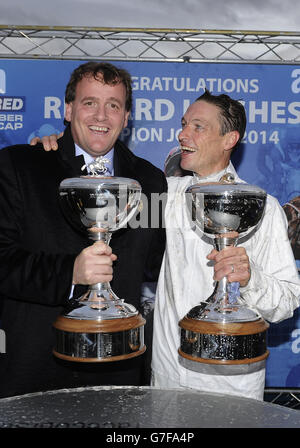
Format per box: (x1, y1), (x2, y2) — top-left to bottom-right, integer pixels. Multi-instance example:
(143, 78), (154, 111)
(181, 117), (207, 125)
(81, 96), (97, 102)
(81, 96), (123, 106)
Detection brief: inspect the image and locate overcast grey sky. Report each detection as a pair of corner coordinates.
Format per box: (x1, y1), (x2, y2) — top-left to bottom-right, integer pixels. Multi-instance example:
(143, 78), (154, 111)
(0, 0), (299, 31)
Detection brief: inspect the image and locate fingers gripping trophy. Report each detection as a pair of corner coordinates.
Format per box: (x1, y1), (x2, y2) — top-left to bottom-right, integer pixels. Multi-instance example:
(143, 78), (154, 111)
(53, 156), (146, 362)
(179, 176), (270, 374)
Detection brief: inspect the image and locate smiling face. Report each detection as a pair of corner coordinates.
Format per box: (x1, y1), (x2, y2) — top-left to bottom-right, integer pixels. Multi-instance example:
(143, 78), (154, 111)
(178, 100), (239, 177)
(65, 74), (130, 158)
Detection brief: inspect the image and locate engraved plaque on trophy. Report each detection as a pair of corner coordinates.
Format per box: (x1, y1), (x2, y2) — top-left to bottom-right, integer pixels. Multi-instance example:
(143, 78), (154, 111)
(53, 157), (145, 362)
(179, 180), (270, 374)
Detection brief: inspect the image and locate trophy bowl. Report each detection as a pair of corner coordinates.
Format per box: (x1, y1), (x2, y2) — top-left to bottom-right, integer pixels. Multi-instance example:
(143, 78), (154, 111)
(53, 175), (146, 363)
(178, 181), (270, 374)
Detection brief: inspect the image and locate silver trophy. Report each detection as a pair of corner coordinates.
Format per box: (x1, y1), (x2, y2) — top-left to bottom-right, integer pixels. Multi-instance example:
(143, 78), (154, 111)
(179, 179), (270, 374)
(53, 157), (145, 362)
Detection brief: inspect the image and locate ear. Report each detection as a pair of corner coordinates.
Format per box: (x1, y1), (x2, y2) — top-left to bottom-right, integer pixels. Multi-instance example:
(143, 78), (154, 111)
(123, 110), (130, 129)
(224, 131), (240, 152)
(65, 102), (73, 123)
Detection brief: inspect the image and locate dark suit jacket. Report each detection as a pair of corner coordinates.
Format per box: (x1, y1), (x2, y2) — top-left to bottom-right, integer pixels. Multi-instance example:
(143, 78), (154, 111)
(0, 126), (167, 398)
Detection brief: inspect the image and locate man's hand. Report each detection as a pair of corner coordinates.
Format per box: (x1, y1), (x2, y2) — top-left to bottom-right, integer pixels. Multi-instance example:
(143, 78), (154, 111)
(29, 132), (63, 151)
(207, 246), (251, 287)
(73, 241), (117, 285)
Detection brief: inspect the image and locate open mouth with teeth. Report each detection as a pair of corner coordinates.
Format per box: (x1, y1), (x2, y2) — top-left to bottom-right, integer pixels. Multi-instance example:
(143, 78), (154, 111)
(180, 146), (196, 153)
(89, 125), (109, 133)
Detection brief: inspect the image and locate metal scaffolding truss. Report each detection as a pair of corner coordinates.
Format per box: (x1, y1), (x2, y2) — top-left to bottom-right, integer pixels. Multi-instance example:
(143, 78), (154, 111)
(264, 389), (300, 410)
(1, 25), (300, 64)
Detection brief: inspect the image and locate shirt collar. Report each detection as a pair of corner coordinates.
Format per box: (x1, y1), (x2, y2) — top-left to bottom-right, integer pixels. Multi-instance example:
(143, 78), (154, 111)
(192, 161), (238, 184)
(75, 144), (114, 175)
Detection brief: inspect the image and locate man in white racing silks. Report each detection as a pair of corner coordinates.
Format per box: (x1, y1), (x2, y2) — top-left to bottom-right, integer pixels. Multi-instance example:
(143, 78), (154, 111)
(151, 91), (300, 401)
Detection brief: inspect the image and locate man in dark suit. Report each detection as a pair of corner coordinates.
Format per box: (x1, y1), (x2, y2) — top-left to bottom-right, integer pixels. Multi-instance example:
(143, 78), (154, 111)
(0, 62), (167, 398)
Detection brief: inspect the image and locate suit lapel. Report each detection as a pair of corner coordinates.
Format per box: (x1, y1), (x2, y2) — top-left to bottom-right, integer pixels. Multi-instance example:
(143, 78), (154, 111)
(67, 154), (87, 176)
(58, 125), (88, 176)
(113, 139), (136, 179)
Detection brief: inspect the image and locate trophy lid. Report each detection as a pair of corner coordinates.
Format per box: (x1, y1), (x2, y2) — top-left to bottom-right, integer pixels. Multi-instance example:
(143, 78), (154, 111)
(186, 182), (267, 236)
(60, 176), (141, 191)
(186, 182), (266, 197)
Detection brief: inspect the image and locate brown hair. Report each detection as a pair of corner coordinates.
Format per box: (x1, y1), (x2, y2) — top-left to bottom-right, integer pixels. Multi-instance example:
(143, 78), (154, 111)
(65, 61), (132, 111)
(196, 90), (246, 151)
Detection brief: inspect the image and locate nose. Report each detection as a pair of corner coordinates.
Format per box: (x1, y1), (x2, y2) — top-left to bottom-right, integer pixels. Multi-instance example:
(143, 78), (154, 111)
(178, 126), (189, 144)
(94, 103), (107, 121)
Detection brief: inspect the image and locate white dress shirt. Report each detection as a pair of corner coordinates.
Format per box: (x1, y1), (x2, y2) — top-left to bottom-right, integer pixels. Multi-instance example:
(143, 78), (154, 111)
(75, 144), (114, 175)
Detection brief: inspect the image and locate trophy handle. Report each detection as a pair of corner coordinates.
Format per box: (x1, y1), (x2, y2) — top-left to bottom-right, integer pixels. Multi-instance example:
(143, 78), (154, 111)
(87, 228), (112, 244)
(212, 233), (240, 310)
(84, 229), (119, 302)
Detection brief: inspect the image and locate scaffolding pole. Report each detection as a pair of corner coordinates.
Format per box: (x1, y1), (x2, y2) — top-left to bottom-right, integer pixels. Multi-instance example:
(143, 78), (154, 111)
(0, 25), (300, 63)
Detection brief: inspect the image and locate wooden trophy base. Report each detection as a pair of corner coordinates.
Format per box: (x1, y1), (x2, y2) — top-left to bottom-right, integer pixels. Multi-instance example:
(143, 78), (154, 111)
(53, 313), (146, 363)
(179, 316), (269, 365)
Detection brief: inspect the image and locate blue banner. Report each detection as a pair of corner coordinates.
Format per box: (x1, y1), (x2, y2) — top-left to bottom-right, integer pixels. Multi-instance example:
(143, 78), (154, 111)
(0, 59), (299, 387)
